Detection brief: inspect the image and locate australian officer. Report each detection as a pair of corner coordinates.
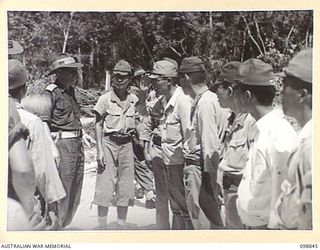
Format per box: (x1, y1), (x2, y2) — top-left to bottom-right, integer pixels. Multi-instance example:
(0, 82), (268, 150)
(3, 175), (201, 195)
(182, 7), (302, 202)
(93, 60), (138, 229)
(42, 53), (84, 228)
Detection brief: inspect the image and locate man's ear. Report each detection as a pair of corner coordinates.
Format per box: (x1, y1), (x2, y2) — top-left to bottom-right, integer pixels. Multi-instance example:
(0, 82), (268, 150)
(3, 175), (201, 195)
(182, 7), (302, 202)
(298, 89), (310, 103)
(245, 90), (252, 102)
(227, 86), (234, 96)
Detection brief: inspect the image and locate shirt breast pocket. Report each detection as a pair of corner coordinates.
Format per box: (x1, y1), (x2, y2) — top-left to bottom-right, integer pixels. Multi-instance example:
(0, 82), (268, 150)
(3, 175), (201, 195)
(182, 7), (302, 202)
(227, 137), (248, 169)
(56, 99), (71, 113)
(125, 109), (135, 130)
(105, 109), (121, 130)
(165, 121), (181, 142)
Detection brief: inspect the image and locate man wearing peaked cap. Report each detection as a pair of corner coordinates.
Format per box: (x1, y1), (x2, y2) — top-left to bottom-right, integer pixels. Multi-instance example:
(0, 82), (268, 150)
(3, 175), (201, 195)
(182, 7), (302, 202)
(129, 66), (156, 211)
(92, 59), (139, 229)
(179, 56), (229, 229)
(142, 59), (194, 229)
(113, 59), (133, 75)
(179, 56), (206, 74)
(42, 53), (85, 228)
(213, 61), (255, 229)
(271, 48), (313, 230)
(235, 58), (299, 229)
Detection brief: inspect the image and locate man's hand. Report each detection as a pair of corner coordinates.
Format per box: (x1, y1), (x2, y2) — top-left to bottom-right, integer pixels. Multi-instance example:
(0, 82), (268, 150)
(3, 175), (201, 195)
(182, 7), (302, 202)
(82, 132), (96, 148)
(97, 156), (106, 174)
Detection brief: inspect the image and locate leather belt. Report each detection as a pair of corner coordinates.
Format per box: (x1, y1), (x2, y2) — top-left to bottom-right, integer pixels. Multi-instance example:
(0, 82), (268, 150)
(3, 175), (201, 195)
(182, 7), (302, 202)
(185, 158), (201, 167)
(51, 130), (82, 139)
(104, 132), (132, 145)
(223, 172), (242, 189)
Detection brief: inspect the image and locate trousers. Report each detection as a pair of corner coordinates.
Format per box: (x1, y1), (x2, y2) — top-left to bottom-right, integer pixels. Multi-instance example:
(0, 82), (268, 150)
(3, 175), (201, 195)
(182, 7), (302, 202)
(184, 165), (211, 229)
(93, 137), (134, 207)
(56, 137), (84, 227)
(166, 164), (193, 230)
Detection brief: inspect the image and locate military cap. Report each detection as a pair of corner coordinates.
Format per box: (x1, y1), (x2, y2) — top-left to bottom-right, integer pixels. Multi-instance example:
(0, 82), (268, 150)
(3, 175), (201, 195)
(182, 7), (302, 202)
(215, 61), (242, 84)
(162, 57), (178, 68)
(149, 60), (178, 79)
(48, 53), (83, 76)
(236, 58), (275, 86)
(281, 48), (312, 83)
(178, 56), (206, 74)
(133, 68), (146, 78)
(9, 59), (28, 90)
(113, 60), (132, 76)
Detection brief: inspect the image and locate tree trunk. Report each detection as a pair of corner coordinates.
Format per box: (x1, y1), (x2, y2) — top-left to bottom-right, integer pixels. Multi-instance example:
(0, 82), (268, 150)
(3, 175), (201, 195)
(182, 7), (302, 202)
(62, 12), (74, 53)
(78, 46), (84, 89)
(88, 47), (94, 88)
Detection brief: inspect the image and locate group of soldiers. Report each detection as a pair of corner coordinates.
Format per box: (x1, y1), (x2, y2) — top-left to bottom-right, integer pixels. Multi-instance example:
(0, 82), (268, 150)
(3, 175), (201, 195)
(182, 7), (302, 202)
(7, 38), (312, 231)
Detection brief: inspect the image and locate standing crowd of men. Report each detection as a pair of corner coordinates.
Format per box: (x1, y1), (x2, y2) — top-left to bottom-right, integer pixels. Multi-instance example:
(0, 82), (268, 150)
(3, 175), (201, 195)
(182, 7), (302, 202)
(7, 39), (312, 231)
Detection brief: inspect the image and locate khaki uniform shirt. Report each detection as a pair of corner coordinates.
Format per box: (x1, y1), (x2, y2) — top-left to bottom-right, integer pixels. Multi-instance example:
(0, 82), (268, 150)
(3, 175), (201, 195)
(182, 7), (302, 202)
(44, 81), (82, 132)
(184, 86), (227, 173)
(219, 113), (255, 174)
(160, 87), (192, 166)
(93, 89), (139, 134)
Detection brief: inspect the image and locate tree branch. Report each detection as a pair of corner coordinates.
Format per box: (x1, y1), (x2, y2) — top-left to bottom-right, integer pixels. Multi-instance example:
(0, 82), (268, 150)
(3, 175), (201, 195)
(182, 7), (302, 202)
(283, 25), (294, 53)
(242, 15), (263, 56)
(253, 14), (266, 54)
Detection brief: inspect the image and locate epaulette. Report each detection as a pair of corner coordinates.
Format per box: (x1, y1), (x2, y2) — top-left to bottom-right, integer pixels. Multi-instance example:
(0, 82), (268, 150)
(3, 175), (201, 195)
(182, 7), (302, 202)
(45, 83), (58, 92)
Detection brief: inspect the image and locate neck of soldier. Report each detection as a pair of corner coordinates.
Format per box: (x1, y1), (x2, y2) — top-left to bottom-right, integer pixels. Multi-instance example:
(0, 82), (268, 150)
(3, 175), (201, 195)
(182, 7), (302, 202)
(230, 99), (242, 116)
(296, 105), (312, 128)
(191, 82), (206, 97)
(165, 85), (177, 102)
(57, 78), (72, 91)
(114, 88), (128, 101)
(249, 103), (273, 121)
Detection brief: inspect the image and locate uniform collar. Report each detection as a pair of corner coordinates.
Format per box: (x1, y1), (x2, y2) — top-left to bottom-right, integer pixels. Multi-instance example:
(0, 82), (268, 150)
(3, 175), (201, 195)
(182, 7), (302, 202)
(164, 86), (183, 111)
(110, 89), (133, 111)
(254, 108), (284, 132)
(299, 119), (312, 140)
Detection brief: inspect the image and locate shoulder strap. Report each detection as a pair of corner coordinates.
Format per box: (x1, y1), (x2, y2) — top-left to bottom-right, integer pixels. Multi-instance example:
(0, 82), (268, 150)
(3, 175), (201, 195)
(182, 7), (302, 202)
(45, 83), (58, 92)
(190, 89), (208, 121)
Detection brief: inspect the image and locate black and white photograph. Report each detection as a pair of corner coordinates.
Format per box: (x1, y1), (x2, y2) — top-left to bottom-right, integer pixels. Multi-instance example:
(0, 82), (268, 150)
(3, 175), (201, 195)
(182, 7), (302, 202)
(5, 3), (316, 242)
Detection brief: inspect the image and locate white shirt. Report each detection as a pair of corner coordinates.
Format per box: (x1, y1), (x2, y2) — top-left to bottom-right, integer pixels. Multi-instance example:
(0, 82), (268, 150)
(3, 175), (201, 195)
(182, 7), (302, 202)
(161, 86), (192, 165)
(17, 103), (66, 204)
(269, 119), (312, 229)
(237, 109), (298, 227)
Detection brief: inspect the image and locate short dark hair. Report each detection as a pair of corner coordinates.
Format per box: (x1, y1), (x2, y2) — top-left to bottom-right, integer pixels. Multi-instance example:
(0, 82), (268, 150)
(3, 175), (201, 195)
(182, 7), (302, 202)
(186, 71), (206, 84)
(284, 75), (312, 95)
(238, 84), (276, 106)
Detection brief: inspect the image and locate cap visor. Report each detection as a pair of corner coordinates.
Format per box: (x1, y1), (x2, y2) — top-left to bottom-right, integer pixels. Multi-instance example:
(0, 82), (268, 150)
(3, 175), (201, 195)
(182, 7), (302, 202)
(113, 71), (130, 76)
(148, 74), (161, 79)
(46, 63), (83, 76)
(275, 71), (286, 78)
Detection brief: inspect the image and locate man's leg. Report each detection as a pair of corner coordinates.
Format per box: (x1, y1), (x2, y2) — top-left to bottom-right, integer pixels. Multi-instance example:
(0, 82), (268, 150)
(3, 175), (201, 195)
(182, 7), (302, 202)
(93, 138), (118, 228)
(56, 138), (84, 227)
(184, 165), (210, 229)
(166, 164), (193, 230)
(199, 172), (223, 229)
(116, 142), (135, 225)
(133, 154), (155, 204)
(152, 156), (170, 229)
